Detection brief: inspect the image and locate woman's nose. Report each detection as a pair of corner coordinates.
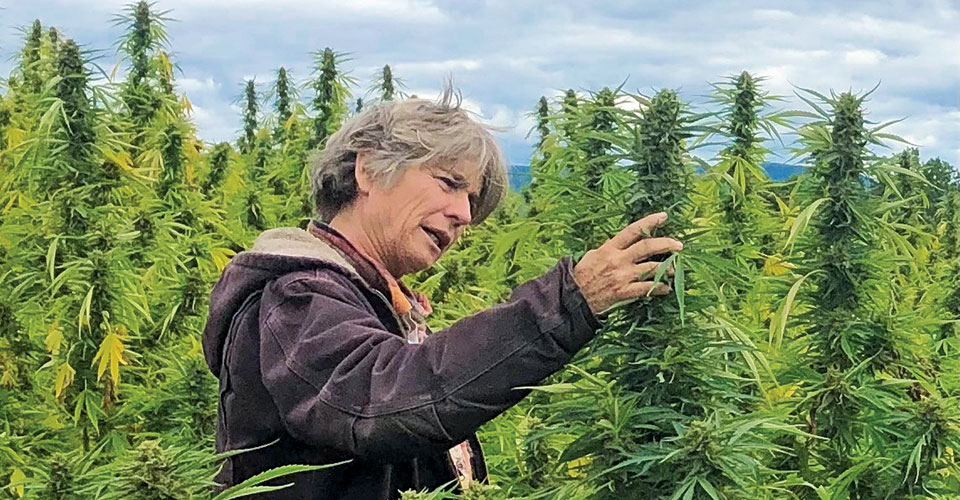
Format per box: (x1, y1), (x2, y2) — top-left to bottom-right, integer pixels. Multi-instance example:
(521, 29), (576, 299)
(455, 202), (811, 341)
(448, 192), (472, 227)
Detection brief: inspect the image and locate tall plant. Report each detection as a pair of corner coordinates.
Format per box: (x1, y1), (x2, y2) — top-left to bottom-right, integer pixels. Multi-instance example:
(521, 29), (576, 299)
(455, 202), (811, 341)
(786, 89), (958, 498)
(559, 89), (579, 142)
(308, 48), (353, 149)
(21, 20), (44, 94)
(522, 96), (551, 214)
(582, 87), (617, 192)
(273, 67), (292, 144)
(524, 89), (783, 500)
(202, 142), (232, 194)
(114, 0), (175, 137)
(368, 64), (403, 104)
(239, 79), (258, 154)
(33, 39), (145, 453)
(707, 72), (779, 263)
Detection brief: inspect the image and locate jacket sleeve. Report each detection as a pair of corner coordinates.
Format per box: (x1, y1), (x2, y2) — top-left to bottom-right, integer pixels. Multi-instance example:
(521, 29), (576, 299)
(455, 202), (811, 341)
(258, 256), (601, 461)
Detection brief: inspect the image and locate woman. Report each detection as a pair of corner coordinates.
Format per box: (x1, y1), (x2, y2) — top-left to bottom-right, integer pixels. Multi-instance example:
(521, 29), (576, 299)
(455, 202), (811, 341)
(202, 88), (682, 499)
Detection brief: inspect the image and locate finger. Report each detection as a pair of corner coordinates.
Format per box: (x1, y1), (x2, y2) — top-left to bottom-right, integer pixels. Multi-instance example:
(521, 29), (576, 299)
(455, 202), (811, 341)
(623, 281), (671, 299)
(634, 261), (675, 281)
(599, 281), (672, 315)
(642, 282), (672, 297)
(626, 237), (683, 263)
(608, 212), (667, 250)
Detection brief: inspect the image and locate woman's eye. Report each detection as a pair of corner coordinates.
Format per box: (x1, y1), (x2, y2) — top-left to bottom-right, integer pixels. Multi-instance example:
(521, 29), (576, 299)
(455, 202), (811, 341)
(438, 177), (456, 189)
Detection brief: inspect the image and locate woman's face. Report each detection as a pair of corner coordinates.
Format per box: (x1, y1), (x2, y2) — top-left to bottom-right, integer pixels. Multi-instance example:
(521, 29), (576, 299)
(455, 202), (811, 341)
(361, 160), (482, 277)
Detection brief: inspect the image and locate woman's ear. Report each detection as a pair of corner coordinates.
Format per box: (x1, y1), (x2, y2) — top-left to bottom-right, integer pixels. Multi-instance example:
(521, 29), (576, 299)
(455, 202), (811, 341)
(354, 151), (372, 195)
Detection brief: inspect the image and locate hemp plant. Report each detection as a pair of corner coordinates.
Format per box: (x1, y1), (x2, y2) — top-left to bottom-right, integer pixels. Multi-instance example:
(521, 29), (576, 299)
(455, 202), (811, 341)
(1, 21), (62, 207)
(703, 72), (789, 268)
(521, 95), (552, 215)
(202, 142), (233, 194)
(308, 48), (354, 149)
(530, 88), (633, 255)
(559, 89), (579, 142)
(20, 20), (45, 95)
(784, 88), (958, 499)
(24, 38), (147, 453)
(581, 87), (617, 192)
(273, 67), (293, 144)
(114, 1), (176, 141)
(268, 67), (317, 226)
(693, 72), (805, 337)
(239, 79), (259, 154)
(572, 87), (622, 250)
(370, 64), (404, 103)
(522, 88), (785, 500)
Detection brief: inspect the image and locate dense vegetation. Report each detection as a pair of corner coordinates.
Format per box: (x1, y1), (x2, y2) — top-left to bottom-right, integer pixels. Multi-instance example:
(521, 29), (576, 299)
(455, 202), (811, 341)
(1, 4), (956, 499)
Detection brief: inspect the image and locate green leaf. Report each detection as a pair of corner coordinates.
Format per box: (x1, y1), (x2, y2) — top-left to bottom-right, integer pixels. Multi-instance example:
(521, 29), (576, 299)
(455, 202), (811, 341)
(78, 285), (95, 334)
(652, 253), (677, 287)
(697, 477), (721, 500)
(516, 383), (578, 394)
(783, 198), (828, 253)
(873, 162), (936, 189)
(829, 460), (874, 500)
(558, 433), (596, 463)
(794, 91), (830, 119)
(769, 271), (816, 350)
(7, 467), (25, 498)
(674, 254), (685, 326)
(46, 237), (59, 283)
(212, 463), (347, 500)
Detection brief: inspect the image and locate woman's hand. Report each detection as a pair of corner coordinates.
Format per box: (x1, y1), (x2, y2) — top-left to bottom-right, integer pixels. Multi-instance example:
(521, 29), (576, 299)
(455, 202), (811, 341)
(572, 212), (683, 316)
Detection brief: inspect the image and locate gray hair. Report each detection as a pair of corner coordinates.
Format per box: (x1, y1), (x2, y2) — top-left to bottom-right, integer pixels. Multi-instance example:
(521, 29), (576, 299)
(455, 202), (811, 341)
(310, 86), (508, 224)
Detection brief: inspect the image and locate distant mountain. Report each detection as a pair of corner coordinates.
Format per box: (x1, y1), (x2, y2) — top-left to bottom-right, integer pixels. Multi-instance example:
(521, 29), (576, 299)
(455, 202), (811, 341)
(506, 162), (805, 190)
(507, 164), (533, 191)
(763, 162), (805, 181)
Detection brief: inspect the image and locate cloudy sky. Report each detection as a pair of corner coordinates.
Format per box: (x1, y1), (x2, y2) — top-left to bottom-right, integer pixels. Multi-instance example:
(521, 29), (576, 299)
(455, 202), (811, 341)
(1, 0), (957, 167)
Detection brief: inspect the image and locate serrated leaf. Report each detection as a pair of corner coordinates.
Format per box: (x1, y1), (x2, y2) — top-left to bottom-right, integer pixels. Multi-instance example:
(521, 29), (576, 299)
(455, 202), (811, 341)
(212, 463), (345, 500)
(101, 148), (133, 172)
(181, 94), (193, 115)
(41, 414), (64, 430)
(84, 390), (100, 433)
(558, 433), (596, 464)
(158, 50), (173, 76)
(55, 362), (75, 399)
(7, 467), (25, 498)
(211, 247), (237, 272)
(765, 384), (799, 404)
(91, 325), (128, 389)
(762, 254), (796, 276)
(78, 285), (94, 332)
(516, 383), (578, 394)
(697, 478), (720, 500)
(44, 320), (63, 355)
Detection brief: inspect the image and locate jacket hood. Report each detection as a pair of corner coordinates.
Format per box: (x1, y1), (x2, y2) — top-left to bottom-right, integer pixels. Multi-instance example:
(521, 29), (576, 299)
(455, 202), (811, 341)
(202, 227), (363, 377)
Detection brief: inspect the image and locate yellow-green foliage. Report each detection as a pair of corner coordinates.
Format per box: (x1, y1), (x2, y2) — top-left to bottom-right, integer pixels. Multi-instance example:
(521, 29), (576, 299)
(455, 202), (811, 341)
(0, 5), (956, 500)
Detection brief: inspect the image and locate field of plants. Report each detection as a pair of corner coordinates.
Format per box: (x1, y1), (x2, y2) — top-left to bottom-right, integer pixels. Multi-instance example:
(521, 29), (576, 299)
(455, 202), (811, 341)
(0, 3), (957, 499)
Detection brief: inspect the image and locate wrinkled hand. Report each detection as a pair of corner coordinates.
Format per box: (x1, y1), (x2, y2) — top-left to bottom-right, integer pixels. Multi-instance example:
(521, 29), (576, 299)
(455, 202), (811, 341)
(572, 212), (683, 317)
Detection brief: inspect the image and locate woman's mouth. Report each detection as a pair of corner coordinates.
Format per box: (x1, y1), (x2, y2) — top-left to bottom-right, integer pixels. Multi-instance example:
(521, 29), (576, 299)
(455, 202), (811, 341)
(421, 228), (440, 252)
(421, 226), (448, 252)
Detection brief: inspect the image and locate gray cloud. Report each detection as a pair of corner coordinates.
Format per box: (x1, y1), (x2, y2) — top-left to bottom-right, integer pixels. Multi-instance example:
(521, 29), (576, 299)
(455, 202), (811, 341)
(0, 0), (956, 166)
